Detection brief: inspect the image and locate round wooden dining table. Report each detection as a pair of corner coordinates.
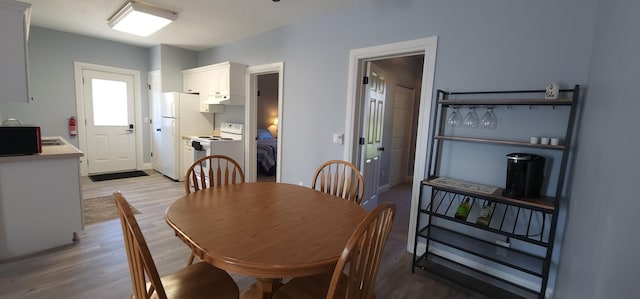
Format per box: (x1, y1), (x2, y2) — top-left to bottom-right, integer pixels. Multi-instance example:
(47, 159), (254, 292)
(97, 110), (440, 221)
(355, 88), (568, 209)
(165, 182), (368, 299)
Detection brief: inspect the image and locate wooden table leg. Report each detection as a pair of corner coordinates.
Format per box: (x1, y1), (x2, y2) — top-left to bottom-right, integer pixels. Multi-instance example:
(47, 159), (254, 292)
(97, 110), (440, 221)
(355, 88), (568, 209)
(240, 278), (283, 299)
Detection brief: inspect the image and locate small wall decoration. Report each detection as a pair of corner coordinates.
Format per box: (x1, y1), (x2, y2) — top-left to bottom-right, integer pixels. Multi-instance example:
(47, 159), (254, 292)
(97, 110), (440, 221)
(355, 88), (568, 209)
(545, 83), (559, 99)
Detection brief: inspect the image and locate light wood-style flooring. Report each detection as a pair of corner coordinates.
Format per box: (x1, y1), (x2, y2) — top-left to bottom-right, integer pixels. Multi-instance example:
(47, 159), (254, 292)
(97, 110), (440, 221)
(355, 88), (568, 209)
(0, 170), (487, 299)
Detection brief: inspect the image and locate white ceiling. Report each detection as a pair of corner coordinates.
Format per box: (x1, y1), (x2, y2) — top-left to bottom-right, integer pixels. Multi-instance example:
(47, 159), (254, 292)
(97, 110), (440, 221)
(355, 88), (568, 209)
(22, 0), (354, 51)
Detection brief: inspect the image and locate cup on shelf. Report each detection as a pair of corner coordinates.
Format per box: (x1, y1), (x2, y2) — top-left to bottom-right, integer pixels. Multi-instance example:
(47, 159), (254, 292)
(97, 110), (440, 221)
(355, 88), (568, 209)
(480, 107), (497, 129)
(551, 138), (560, 145)
(447, 107), (463, 128)
(530, 136), (539, 144)
(540, 137), (550, 145)
(463, 107), (479, 128)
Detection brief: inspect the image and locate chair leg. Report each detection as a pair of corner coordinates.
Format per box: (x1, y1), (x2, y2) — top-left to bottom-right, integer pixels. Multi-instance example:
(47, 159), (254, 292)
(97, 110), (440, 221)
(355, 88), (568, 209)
(187, 252), (196, 266)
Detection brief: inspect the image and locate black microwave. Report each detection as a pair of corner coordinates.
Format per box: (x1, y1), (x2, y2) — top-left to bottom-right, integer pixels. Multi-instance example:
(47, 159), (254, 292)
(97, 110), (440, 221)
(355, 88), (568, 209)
(0, 126), (42, 156)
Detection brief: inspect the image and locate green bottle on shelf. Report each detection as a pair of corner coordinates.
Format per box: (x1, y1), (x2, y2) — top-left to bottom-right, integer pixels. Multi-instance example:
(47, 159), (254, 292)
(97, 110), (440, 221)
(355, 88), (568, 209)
(454, 197), (471, 220)
(476, 202), (494, 226)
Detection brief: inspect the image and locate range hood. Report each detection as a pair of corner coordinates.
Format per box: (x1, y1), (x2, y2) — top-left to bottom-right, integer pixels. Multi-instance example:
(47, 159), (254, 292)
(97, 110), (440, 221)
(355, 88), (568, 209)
(205, 93), (245, 106)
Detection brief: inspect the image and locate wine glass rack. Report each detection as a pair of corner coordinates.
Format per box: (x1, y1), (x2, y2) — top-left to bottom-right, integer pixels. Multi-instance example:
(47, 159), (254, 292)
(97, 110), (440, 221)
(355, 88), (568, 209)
(412, 86), (580, 299)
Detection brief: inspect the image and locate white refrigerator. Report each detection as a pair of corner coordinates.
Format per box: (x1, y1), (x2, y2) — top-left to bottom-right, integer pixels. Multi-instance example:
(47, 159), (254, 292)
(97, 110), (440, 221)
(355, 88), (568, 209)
(160, 92), (212, 181)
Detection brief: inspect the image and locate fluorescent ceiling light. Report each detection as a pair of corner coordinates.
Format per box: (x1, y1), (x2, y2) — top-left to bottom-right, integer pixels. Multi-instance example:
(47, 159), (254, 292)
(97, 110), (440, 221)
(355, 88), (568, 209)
(108, 1), (177, 37)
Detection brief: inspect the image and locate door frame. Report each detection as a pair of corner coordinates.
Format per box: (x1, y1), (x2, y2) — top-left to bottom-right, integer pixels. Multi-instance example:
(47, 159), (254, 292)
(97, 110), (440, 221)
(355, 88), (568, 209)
(245, 62), (284, 182)
(74, 62), (144, 176)
(343, 37), (438, 252)
(148, 70), (161, 171)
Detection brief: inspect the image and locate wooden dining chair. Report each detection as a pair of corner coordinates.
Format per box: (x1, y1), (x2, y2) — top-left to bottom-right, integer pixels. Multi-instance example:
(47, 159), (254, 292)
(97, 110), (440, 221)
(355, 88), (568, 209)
(273, 202), (396, 299)
(312, 160), (365, 204)
(114, 192), (240, 299)
(184, 155), (245, 265)
(185, 155), (245, 194)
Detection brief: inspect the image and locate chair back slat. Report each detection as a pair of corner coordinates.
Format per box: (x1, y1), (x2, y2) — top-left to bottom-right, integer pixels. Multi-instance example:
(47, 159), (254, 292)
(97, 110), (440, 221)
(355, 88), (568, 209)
(327, 202), (395, 299)
(185, 155), (245, 194)
(312, 160), (365, 204)
(114, 192), (167, 299)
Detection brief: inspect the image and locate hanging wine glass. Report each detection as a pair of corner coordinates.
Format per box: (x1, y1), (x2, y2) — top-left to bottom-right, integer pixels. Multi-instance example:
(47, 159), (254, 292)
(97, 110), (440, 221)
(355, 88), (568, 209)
(480, 107), (497, 129)
(446, 107), (463, 127)
(463, 107), (479, 128)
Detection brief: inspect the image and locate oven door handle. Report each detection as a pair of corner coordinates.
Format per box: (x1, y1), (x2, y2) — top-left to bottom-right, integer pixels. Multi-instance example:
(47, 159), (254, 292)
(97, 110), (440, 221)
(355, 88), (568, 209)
(191, 141), (204, 151)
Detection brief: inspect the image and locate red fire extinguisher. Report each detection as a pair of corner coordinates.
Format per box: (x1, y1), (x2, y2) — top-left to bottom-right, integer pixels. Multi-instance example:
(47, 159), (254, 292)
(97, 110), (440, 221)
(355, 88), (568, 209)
(69, 116), (77, 137)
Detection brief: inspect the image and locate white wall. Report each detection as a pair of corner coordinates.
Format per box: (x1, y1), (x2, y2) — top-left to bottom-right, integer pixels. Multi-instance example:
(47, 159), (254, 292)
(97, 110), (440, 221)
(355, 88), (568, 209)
(194, 0), (599, 294)
(554, 0), (640, 298)
(196, 0), (597, 187)
(159, 45), (197, 92)
(0, 27), (152, 161)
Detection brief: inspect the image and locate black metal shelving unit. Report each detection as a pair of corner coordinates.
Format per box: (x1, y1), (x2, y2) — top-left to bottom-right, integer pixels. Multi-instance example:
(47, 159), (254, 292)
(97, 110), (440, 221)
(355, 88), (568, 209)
(412, 86), (580, 299)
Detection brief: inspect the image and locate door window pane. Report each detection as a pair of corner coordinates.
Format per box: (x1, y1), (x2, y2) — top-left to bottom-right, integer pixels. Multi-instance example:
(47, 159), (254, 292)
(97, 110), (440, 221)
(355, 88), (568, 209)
(92, 79), (128, 126)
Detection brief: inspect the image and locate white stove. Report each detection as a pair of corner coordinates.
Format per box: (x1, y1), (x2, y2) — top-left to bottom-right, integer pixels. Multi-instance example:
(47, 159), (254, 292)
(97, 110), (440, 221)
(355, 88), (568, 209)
(191, 122), (243, 143)
(189, 122), (245, 178)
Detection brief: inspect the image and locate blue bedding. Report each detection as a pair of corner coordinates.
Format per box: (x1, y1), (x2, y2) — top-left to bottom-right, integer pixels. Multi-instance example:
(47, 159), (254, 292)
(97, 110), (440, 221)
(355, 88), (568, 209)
(257, 138), (277, 175)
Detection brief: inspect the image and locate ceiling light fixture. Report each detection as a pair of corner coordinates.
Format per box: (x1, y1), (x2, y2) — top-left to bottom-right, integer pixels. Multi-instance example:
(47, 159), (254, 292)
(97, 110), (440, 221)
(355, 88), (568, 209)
(108, 1), (177, 37)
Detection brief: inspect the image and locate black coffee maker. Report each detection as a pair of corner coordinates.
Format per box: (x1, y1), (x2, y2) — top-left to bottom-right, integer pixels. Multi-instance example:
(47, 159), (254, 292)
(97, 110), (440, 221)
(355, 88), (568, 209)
(503, 153), (545, 199)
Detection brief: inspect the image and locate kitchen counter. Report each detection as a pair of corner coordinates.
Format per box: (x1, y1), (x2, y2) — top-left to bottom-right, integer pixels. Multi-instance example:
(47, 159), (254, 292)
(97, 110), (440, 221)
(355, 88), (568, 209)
(0, 136), (83, 163)
(0, 136), (83, 260)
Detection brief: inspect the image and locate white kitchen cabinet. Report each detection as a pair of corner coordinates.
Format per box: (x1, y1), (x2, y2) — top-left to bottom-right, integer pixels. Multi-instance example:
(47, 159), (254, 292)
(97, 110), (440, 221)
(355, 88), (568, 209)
(182, 61), (247, 107)
(0, 137), (83, 260)
(182, 71), (202, 94)
(0, 0), (31, 103)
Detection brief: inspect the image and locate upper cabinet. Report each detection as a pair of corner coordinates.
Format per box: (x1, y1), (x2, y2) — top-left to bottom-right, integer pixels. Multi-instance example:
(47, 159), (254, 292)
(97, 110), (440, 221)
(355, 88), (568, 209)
(0, 0), (31, 103)
(182, 71), (203, 94)
(182, 61), (247, 108)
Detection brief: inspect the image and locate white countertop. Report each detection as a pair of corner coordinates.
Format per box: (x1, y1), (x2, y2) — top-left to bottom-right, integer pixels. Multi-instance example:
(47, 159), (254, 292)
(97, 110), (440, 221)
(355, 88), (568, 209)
(0, 136), (83, 163)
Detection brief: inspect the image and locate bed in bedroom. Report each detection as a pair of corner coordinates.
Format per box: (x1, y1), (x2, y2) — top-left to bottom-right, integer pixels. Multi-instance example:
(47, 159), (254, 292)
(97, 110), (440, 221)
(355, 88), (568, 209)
(257, 129), (277, 176)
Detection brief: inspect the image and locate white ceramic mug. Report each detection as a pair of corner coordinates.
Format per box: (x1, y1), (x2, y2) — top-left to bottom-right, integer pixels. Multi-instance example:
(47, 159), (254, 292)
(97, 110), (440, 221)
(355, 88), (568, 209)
(530, 136), (539, 144)
(540, 137), (550, 145)
(551, 138), (560, 145)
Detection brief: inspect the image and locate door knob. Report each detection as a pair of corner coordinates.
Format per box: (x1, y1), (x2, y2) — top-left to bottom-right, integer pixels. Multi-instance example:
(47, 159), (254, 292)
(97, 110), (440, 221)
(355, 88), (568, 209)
(377, 147), (385, 151)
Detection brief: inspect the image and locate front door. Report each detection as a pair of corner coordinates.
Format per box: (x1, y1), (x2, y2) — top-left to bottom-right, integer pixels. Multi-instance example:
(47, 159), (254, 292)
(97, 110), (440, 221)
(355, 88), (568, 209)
(360, 62), (386, 210)
(82, 69), (137, 174)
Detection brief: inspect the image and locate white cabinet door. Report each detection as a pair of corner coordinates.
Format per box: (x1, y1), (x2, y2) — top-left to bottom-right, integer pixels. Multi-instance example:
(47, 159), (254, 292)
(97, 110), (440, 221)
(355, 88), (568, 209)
(183, 71), (202, 93)
(0, 1), (30, 103)
(183, 62), (247, 107)
(208, 65), (230, 96)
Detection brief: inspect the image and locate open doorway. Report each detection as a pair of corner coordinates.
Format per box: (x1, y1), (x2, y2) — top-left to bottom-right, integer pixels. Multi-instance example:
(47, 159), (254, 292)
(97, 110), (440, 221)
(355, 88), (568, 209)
(256, 73), (279, 182)
(344, 37), (438, 252)
(245, 62), (284, 183)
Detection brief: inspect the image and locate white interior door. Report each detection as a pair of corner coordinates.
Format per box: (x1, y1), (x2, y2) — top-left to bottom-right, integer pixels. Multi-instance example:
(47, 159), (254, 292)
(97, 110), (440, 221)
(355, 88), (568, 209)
(360, 62), (386, 210)
(389, 86), (415, 186)
(83, 69), (136, 174)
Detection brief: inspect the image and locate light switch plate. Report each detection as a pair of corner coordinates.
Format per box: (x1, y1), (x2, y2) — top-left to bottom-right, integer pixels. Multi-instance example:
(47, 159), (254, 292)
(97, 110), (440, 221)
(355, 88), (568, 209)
(545, 83), (559, 99)
(332, 133), (344, 144)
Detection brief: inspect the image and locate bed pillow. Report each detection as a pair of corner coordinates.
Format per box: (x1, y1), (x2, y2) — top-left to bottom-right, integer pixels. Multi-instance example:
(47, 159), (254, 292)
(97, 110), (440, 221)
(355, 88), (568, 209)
(257, 129), (274, 140)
